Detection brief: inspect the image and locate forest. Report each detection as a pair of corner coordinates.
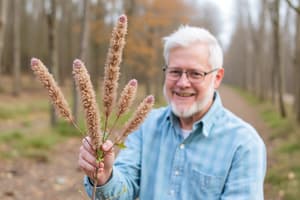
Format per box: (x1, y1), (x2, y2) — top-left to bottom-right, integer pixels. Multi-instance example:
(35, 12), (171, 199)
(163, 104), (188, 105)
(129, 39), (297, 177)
(0, 0), (299, 123)
(0, 0), (300, 199)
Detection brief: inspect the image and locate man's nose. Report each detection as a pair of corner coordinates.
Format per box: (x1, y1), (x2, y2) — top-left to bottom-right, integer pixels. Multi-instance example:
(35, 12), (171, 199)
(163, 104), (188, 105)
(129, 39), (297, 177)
(176, 72), (191, 86)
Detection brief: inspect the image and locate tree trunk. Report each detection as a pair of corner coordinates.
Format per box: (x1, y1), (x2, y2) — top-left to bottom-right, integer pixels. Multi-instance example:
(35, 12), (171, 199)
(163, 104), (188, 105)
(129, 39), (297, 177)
(258, 0), (267, 101)
(12, 0), (21, 96)
(272, 0), (286, 117)
(0, 0), (8, 74)
(73, 0), (90, 123)
(47, 0), (58, 126)
(295, 8), (300, 123)
(285, 0), (300, 123)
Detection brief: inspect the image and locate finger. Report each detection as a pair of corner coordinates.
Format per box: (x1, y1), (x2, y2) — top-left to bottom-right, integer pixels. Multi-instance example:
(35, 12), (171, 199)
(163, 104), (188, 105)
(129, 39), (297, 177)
(79, 146), (98, 167)
(79, 162), (105, 182)
(78, 155), (97, 177)
(102, 140), (114, 152)
(82, 137), (95, 155)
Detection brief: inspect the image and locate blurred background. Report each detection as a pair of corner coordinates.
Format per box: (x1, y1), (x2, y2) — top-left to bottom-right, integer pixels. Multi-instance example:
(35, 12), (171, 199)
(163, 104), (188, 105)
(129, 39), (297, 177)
(0, 0), (299, 199)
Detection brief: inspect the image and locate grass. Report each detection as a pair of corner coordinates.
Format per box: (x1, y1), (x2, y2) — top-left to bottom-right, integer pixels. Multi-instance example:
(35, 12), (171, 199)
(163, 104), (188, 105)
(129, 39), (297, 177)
(0, 119), (83, 160)
(261, 105), (294, 140)
(0, 100), (48, 120)
(234, 87), (300, 200)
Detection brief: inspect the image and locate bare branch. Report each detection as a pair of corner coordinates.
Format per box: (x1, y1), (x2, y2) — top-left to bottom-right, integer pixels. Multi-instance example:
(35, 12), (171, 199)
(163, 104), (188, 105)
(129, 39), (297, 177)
(285, 0), (300, 14)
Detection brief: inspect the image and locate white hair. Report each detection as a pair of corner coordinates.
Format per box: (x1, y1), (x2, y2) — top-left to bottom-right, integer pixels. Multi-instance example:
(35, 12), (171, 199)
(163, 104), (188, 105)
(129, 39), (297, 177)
(163, 25), (223, 69)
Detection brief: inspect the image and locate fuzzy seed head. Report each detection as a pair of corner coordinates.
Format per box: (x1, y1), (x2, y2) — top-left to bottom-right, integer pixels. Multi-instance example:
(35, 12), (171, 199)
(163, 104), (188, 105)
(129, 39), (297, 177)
(121, 95), (155, 138)
(117, 79), (138, 117)
(73, 59), (102, 149)
(103, 14), (128, 119)
(30, 58), (73, 122)
(119, 15), (127, 23)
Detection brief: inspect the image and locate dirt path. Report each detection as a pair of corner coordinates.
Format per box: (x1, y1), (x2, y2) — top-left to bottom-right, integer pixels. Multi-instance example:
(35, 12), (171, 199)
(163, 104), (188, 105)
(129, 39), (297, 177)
(219, 86), (270, 144)
(0, 138), (88, 200)
(0, 85), (273, 199)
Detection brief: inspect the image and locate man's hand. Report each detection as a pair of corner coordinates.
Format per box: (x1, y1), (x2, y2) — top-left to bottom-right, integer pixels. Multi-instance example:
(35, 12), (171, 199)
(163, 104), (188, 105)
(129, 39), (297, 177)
(78, 136), (115, 186)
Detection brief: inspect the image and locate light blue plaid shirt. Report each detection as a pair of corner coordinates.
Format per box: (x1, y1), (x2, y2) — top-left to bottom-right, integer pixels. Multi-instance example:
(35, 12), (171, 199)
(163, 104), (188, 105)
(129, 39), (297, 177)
(84, 92), (266, 200)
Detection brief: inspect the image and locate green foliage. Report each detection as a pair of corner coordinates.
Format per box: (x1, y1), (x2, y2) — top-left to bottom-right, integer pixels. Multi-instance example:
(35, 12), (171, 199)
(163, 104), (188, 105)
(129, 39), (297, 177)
(0, 130), (62, 159)
(266, 167), (286, 185)
(0, 108), (14, 119)
(0, 101), (48, 119)
(54, 120), (82, 137)
(279, 142), (300, 154)
(261, 106), (294, 139)
(21, 135), (60, 150)
(116, 142), (126, 149)
(0, 131), (24, 142)
(261, 106), (290, 129)
(0, 119), (84, 160)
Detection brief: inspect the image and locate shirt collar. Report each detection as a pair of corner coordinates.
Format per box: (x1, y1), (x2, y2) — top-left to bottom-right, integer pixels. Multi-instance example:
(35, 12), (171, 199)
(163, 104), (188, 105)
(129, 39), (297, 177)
(198, 91), (223, 137)
(165, 91), (224, 137)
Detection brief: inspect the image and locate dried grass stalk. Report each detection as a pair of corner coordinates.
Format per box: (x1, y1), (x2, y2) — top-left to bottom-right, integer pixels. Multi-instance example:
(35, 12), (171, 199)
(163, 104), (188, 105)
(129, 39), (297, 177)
(73, 59), (102, 150)
(117, 79), (138, 117)
(30, 57), (73, 122)
(103, 15), (128, 119)
(118, 95), (154, 142)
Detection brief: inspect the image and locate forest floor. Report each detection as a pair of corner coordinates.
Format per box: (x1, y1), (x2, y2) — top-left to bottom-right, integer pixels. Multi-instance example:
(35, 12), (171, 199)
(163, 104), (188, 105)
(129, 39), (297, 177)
(0, 84), (289, 199)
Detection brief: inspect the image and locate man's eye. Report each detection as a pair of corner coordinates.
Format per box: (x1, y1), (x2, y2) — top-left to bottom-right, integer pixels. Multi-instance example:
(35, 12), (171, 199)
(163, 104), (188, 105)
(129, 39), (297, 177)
(169, 70), (181, 76)
(190, 71), (203, 78)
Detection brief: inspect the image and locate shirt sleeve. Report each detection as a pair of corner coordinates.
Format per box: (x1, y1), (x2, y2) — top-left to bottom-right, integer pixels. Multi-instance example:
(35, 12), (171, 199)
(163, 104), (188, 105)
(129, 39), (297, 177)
(221, 136), (267, 200)
(83, 128), (142, 199)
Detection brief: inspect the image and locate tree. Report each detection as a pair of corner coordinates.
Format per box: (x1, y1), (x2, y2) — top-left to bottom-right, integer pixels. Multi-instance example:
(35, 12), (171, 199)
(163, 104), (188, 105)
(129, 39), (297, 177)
(285, 0), (300, 122)
(247, 0), (268, 100)
(269, 0), (286, 117)
(72, 0), (91, 123)
(223, 0), (251, 90)
(47, 0), (59, 125)
(189, 2), (222, 37)
(0, 0), (8, 74)
(89, 0), (108, 88)
(12, 0), (21, 96)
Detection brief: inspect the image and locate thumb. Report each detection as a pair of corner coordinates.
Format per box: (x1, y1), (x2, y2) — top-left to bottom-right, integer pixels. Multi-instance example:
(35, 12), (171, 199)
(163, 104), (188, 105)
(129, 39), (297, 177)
(102, 140), (114, 152)
(101, 140), (115, 169)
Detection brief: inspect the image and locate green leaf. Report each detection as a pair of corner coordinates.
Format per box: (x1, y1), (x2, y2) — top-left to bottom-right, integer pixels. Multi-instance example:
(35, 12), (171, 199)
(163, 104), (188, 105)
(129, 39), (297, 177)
(117, 142), (127, 149)
(96, 149), (104, 163)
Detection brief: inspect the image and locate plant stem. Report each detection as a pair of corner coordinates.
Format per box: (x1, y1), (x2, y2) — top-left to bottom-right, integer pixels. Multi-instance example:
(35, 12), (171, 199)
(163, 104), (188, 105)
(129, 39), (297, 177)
(70, 118), (93, 149)
(92, 167), (99, 200)
(103, 116), (109, 143)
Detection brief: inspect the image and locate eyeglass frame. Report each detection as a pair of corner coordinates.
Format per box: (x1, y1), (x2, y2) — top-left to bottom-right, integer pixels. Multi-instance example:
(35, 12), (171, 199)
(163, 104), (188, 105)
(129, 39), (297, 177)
(162, 66), (219, 83)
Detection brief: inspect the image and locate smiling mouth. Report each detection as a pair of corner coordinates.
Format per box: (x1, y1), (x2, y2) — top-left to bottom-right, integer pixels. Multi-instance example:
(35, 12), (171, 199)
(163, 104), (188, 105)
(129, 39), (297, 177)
(174, 91), (195, 97)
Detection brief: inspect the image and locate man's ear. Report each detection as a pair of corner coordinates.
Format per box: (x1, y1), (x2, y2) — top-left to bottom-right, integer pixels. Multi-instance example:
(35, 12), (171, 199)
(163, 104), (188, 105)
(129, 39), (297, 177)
(214, 68), (224, 89)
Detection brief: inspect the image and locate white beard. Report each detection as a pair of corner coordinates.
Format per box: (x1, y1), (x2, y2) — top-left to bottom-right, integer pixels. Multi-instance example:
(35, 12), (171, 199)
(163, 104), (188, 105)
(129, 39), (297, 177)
(164, 80), (215, 118)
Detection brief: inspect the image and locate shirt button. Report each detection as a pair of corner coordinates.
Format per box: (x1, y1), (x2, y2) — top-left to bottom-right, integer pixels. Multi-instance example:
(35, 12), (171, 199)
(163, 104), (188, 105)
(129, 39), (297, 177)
(179, 144), (185, 149)
(169, 189), (175, 195)
(175, 170), (179, 176)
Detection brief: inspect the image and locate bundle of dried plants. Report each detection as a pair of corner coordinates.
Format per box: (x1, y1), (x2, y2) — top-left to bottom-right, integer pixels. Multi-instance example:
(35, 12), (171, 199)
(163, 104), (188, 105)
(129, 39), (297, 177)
(30, 14), (154, 200)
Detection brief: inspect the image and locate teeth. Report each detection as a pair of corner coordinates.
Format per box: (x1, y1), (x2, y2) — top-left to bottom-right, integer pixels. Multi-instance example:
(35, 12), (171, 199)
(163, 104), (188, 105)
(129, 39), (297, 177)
(175, 92), (193, 97)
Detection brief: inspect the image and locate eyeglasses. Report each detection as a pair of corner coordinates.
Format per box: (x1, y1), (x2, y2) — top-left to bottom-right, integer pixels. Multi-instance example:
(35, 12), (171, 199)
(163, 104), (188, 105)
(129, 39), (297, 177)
(163, 66), (218, 83)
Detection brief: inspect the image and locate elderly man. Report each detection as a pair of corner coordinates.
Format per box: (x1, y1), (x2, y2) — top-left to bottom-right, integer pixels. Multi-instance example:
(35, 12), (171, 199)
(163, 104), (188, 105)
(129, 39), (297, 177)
(78, 25), (266, 200)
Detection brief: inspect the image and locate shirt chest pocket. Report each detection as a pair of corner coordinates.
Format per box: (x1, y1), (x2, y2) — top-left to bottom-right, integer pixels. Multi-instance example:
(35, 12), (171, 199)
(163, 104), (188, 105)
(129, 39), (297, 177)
(188, 168), (224, 199)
